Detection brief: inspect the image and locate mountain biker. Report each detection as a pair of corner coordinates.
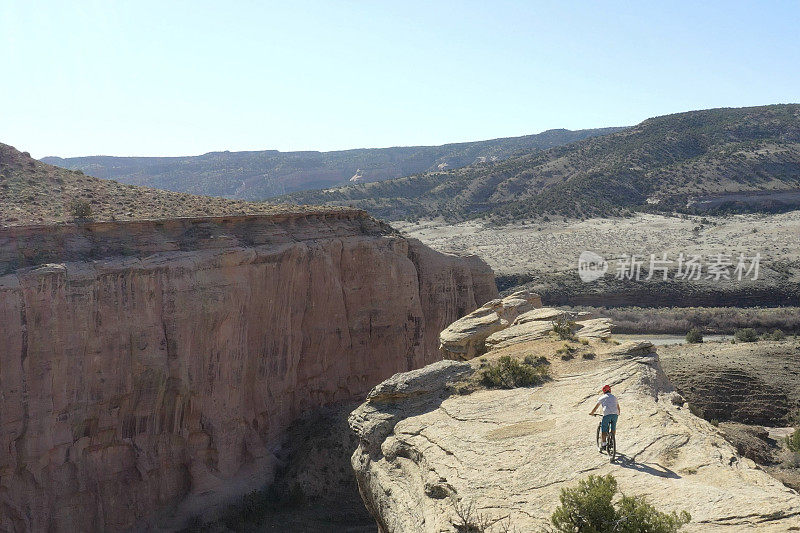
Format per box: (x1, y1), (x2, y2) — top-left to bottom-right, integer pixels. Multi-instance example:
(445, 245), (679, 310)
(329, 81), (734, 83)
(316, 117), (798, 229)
(589, 384), (620, 452)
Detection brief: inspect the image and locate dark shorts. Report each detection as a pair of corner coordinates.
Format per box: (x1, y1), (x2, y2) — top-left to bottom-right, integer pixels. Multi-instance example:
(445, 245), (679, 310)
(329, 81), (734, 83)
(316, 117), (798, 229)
(601, 414), (618, 433)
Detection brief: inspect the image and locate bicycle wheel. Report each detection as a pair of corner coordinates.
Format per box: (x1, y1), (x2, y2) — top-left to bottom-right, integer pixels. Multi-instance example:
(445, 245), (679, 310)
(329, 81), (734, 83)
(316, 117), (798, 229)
(608, 435), (616, 462)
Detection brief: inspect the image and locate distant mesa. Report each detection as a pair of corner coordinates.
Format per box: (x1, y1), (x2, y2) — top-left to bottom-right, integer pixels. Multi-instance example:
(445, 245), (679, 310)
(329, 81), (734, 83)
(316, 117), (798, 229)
(282, 103), (800, 221)
(41, 127), (622, 201)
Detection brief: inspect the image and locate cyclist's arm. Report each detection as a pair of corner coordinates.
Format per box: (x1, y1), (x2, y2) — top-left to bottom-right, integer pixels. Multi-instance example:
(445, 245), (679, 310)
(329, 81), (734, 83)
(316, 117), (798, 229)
(589, 402), (600, 415)
(616, 400), (621, 415)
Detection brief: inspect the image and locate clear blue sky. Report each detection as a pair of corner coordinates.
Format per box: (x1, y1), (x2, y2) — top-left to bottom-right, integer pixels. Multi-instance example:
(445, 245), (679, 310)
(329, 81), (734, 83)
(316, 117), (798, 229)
(2, 1), (799, 158)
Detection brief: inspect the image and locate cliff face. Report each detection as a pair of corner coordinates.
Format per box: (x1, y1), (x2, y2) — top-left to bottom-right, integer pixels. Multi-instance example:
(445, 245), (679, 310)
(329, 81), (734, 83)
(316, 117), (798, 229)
(0, 210), (496, 532)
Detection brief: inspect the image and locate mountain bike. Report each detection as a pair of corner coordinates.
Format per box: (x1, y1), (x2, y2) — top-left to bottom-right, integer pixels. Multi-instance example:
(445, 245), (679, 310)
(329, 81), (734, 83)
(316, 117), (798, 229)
(592, 414), (616, 462)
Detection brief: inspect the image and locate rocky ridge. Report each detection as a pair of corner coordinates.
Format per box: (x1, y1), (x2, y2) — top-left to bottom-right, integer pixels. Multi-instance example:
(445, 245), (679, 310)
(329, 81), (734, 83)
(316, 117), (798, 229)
(350, 306), (800, 532)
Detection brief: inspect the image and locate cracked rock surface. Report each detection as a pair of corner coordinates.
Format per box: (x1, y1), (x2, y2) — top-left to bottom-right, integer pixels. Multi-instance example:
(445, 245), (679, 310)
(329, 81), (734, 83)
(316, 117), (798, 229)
(351, 337), (800, 532)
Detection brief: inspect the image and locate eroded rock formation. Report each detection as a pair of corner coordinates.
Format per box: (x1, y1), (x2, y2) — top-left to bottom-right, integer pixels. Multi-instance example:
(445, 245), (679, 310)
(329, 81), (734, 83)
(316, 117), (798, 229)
(437, 290), (543, 359)
(0, 210), (496, 532)
(439, 298), (610, 359)
(352, 313), (800, 532)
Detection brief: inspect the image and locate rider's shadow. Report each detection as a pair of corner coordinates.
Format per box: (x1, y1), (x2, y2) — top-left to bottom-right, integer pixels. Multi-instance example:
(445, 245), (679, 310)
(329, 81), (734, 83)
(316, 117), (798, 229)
(612, 453), (681, 479)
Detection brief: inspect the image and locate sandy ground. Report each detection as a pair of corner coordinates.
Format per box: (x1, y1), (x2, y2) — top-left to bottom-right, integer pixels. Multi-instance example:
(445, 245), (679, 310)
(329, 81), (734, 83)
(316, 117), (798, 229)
(394, 211), (800, 278)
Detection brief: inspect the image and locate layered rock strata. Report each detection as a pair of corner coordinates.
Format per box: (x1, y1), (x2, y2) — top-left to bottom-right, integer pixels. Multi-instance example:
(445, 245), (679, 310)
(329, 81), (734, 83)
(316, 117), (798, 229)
(0, 210), (497, 532)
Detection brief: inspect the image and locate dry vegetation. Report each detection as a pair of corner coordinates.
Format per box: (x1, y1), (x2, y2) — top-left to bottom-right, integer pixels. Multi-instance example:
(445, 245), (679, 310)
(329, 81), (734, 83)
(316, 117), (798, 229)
(575, 306), (800, 334)
(395, 211), (800, 279)
(395, 211), (800, 311)
(0, 143), (348, 226)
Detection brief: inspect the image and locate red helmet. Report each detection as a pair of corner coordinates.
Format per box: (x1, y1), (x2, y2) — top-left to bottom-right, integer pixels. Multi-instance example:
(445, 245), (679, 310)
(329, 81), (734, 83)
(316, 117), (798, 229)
(602, 385), (611, 393)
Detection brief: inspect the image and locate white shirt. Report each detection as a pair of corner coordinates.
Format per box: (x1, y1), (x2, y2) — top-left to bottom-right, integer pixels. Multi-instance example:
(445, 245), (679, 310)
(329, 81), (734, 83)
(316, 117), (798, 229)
(597, 393), (619, 415)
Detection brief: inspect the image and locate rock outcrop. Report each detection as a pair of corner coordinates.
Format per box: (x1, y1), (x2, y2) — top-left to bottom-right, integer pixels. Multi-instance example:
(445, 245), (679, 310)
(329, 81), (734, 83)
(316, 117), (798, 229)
(0, 210), (497, 532)
(352, 315), (800, 532)
(440, 299), (611, 358)
(438, 291), (542, 359)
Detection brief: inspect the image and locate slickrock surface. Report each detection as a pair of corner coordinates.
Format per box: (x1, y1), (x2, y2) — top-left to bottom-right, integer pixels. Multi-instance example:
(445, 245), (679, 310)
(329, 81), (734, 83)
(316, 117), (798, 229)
(352, 324), (800, 531)
(0, 211), (497, 532)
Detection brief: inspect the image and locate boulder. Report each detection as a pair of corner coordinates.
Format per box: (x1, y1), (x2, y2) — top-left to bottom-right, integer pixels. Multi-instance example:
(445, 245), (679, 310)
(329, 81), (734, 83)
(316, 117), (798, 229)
(607, 340), (656, 357)
(511, 307), (568, 325)
(484, 320), (555, 350)
(366, 360), (473, 404)
(574, 317), (614, 340)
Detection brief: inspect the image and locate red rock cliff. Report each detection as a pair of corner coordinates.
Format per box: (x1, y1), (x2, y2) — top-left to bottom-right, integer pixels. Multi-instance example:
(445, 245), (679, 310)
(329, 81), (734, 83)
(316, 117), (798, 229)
(0, 210), (496, 531)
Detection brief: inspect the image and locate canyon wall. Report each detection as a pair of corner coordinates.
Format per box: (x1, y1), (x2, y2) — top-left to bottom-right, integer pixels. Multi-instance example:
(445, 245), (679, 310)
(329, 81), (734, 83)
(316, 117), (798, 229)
(0, 210), (496, 532)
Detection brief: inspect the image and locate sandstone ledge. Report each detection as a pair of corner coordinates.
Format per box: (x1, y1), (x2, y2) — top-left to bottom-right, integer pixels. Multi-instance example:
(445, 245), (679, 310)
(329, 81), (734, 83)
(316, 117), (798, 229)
(350, 340), (800, 532)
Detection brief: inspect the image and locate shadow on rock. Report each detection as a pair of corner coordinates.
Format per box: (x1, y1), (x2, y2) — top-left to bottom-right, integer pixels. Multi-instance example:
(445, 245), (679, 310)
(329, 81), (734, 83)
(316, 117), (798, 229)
(613, 453), (681, 479)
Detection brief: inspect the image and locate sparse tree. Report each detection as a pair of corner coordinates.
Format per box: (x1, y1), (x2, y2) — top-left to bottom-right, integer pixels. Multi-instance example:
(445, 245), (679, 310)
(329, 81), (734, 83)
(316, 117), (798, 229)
(685, 328), (703, 344)
(68, 199), (93, 221)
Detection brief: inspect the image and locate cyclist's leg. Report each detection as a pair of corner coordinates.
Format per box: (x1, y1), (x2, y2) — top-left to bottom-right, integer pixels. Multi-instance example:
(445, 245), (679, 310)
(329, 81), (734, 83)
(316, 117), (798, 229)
(608, 414), (618, 441)
(600, 415), (611, 445)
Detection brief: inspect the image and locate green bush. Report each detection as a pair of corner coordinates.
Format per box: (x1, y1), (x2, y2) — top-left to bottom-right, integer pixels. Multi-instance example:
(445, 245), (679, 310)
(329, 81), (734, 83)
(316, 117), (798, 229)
(551, 474), (691, 533)
(68, 198), (93, 221)
(523, 354), (550, 367)
(480, 355), (549, 389)
(734, 328), (759, 342)
(685, 328), (703, 344)
(767, 329), (786, 341)
(553, 316), (577, 341)
(787, 429), (800, 454)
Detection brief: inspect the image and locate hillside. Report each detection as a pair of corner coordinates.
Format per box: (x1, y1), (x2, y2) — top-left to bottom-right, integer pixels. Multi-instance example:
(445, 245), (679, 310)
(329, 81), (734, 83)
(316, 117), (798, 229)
(0, 143), (333, 225)
(283, 104), (800, 221)
(41, 128), (621, 200)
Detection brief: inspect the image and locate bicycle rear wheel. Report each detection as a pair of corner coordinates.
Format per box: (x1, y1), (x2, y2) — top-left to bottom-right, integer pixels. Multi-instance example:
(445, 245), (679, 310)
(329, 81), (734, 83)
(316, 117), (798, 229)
(608, 435), (616, 461)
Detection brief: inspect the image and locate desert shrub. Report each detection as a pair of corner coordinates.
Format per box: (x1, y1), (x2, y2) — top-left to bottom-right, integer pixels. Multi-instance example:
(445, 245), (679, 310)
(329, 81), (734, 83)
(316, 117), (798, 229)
(767, 329), (786, 341)
(480, 355), (549, 389)
(787, 429), (800, 454)
(68, 198), (93, 220)
(523, 354), (550, 367)
(578, 306), (800, 336)
(553, 316), (577, 341)
(451, 498), (492, 533)
(580, 338), (590, 345)
(685, 328), (703, 344)
(551, 474), (691, 533)
(734, 328), (759, 343)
